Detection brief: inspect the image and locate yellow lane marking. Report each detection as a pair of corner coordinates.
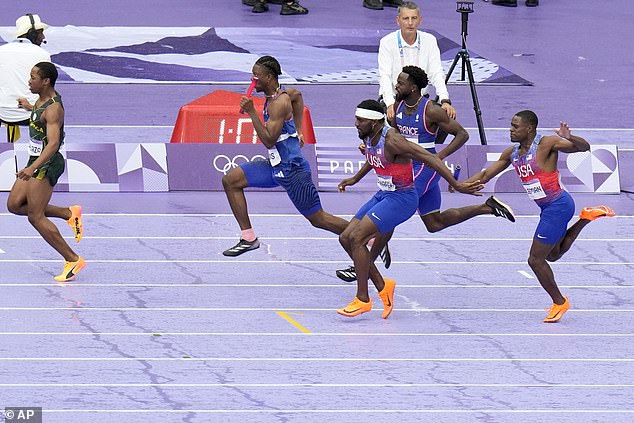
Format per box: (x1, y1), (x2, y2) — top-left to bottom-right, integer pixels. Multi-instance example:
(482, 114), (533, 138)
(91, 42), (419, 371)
(276, 311), (311, 334)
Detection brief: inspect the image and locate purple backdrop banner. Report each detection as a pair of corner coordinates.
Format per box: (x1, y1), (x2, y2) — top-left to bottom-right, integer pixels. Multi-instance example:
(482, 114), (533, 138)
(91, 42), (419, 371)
(1, 142), (620, 193)
(167, 143), (318, 191)
(1, 143), (168, 192)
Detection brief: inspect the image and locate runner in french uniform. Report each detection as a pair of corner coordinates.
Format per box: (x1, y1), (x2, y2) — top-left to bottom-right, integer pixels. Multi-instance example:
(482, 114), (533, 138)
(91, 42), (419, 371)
(336, 99), (484, 319)
(461, 110), (616, 323)
(335, 66), (515, 283)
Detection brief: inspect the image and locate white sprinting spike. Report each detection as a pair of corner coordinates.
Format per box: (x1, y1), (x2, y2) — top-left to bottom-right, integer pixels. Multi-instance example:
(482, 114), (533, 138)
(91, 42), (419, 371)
(518, 270), (535, 279)
(0, 247), (5, 254)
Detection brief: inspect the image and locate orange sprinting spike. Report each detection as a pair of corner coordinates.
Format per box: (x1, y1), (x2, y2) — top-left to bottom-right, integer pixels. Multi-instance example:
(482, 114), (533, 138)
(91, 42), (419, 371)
(336, 297), (372, 317)
(544, 297), (570, 323)
(54, 257), (87, 282)
(579, 206), (616, 221)
(378, 278), (396, 319)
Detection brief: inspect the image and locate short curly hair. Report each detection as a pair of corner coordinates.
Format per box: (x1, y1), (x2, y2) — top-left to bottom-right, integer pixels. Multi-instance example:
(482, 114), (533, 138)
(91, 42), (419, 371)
(402, 65), (428, 91)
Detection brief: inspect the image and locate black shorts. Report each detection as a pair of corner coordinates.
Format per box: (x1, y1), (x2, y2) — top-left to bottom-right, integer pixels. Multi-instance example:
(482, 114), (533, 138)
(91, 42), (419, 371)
(27, 153), (65, 187)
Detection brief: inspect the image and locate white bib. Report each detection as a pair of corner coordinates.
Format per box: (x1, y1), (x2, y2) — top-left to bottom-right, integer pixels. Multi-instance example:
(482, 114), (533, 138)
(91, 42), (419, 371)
(28, 138), (43, 157)
(377, 175), (396, 191)
(522, 180), (546, 200)
(267, 146), (281, 167)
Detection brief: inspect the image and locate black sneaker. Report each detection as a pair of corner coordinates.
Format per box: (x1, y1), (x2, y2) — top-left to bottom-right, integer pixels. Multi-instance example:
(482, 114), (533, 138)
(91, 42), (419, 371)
(242, 0), (256, 6)
(363, 0), (383, 10)
(383, 0), (404, 7)
(335, 266), (357, 282)
(252, 0), (269, 13)
(223, 238), (261, 256)
(281, 1), (308, 15)
(525, 0), (539, 6)
(379, 243), (391, 269)
(486, 196), (516, 222)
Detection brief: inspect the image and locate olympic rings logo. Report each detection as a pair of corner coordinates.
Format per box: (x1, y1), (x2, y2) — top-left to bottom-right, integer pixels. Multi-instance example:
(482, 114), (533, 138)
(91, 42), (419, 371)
(212, 154), (267, 174)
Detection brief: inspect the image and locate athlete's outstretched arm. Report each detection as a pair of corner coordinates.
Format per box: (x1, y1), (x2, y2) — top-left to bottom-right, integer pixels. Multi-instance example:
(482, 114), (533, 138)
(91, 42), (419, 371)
(550, 122), (590, 153)
(338, 162), (373, 192)
(386, 130), (483, 195)
(463, 146), (514, 185)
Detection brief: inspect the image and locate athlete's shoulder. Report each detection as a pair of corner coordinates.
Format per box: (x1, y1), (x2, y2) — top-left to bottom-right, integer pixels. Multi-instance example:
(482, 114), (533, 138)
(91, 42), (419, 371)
(537, 134), (559, 149)
(424, 99), (443, 114)
(386, 127), (405, 143)
(500, 145), (515, 160)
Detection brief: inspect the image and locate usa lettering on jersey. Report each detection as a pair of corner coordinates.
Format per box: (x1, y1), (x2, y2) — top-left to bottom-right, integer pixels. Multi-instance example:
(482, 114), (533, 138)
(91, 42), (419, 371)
(367, 154), (386, 169)
(516, 163), (535, 178)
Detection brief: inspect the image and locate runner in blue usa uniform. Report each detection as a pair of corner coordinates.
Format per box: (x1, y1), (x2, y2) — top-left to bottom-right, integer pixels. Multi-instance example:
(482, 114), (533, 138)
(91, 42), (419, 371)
(461, 110), (615, 323)
(222, 56), (349, 256)
(335, 66), (515, 282)
(336, 99), (484, 319)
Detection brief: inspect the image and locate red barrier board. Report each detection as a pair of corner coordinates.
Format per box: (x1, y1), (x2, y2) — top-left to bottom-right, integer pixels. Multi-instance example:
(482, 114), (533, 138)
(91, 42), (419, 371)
(170, 90), (316, 144)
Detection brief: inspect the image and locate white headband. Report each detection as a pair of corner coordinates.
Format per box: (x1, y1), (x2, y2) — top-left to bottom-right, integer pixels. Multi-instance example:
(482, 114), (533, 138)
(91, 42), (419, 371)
(355, 108), (385, 120)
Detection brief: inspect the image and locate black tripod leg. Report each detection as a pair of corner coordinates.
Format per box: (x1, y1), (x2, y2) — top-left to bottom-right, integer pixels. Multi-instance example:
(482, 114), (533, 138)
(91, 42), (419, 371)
(463, 55), (487, 145)
(437, 51), (464, 144)
(444, 51), (463, 85)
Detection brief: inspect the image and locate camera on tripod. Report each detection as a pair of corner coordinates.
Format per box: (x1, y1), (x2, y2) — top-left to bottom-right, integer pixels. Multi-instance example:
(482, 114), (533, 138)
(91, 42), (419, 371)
(444, 0), (487, 144)
(456, 1), (474, 13)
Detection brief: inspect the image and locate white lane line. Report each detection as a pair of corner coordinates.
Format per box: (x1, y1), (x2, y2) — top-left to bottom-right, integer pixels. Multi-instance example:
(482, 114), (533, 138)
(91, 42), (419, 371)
(1, 307), (634, 312)
(0, 333), (632, 337)
(1, 283), (631, 288)
(2, 383), (634, 387)
(38, 409), (634, 414)
(0, 235), (630, 241)
(2, 356), (634, 361)
(518, 271), (535, 279)
(2, 259), (633, 265)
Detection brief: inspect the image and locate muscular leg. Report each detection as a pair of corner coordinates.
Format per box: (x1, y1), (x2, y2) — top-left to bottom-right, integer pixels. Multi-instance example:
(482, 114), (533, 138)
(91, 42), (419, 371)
(528, 239), (565, 305)
(25, 178), (79, 262)
(339, 216), (383, 302)
(547, 219), (591, 261)
(222, 167), (253, 231)
(422, 203), (491, 233)
(7, 179), (71, 220)
(305, 209), (349, 235)
(366, 236), (387, 292)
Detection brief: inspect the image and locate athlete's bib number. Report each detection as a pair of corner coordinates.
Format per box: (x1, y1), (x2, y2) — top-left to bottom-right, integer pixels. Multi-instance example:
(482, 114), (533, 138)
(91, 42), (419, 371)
(28, 139), (43, 157)
(377, 175), (396, 191)
(522, 180), (546, 200)
(268, 147), (281, 166)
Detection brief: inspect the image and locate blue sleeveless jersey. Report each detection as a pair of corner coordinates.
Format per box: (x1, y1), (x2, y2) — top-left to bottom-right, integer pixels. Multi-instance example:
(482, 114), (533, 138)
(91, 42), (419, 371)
(395, 98), (436, 151)
(263, 90), (303, 167)
(395, 98), (436, 177)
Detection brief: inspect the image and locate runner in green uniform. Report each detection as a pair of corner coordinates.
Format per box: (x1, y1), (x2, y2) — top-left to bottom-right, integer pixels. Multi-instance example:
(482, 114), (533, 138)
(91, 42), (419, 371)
(6, 62), (85, 282)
